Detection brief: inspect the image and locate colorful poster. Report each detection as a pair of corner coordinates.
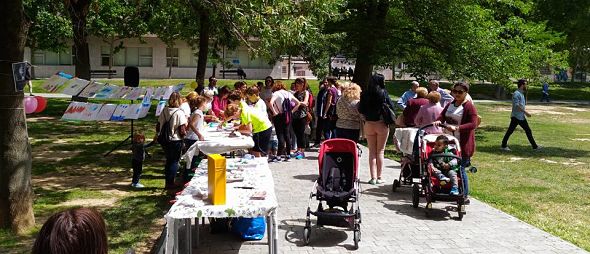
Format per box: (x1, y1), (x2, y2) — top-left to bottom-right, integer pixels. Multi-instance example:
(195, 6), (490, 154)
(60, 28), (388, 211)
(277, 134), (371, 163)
(124, 104), (142, 120)
(162, 86), (175, 101)
(111, 86), (132, 99)
(78, 81), (105, 98)
(61, 102), (87, 120)
(61, 78), (90, 96)
(155, 100), (167, 116)
(142, 87), (154, 103)
(173, 83), (185, 93)
(42, 75), (70, 93)
(153, 86), (165, 100)
(95, 104), (117, 121)
(138, 102), (151, 118)
(125, 87), (145, 101)
(111, 104), (129, 121)
(94, 84), (118, 99)
(80, 103), (103, 121)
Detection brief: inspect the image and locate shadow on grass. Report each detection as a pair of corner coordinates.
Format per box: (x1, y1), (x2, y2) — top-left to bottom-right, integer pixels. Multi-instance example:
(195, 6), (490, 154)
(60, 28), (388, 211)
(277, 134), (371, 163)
(477, 144), (590, 159)
(292, 174), (318, 182)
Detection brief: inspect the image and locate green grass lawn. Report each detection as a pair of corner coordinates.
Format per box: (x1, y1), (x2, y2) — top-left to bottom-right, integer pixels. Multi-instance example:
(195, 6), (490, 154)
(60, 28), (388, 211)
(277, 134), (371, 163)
(4, 78), (589, 253)
(384, 101), (590, 251)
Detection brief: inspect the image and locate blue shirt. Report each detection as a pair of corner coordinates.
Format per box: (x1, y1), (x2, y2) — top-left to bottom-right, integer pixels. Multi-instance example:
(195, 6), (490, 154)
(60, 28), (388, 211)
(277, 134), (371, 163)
(396, 90), (416, 110)
(511, 89), (526, 120)
(437, 88), (454, 108)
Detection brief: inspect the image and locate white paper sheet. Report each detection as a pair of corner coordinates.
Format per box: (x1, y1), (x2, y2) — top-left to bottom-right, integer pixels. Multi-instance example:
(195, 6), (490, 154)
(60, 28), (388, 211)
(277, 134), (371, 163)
(61, 102), (86, 120)
(155, 100), (167, 116)
(42, 75), (71, 93)
(95, 104), (117, 121)
(94, 84), (118, 99)
(78, 81), (105, 98)
(111, 104), (129, 121)
(61, 78), (90, 96)
(124, 104), (142, 120)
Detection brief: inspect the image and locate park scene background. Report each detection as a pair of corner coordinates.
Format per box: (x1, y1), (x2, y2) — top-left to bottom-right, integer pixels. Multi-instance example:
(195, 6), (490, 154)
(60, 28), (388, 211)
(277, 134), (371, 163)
(1, 0), (590, 253)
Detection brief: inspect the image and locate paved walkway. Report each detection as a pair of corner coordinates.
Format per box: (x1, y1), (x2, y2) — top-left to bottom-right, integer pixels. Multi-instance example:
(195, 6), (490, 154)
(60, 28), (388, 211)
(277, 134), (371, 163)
(191, 146), (586, 253)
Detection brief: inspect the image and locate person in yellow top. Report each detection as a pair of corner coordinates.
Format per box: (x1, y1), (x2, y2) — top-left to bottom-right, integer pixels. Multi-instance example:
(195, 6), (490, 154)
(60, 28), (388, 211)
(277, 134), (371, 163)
(224, 104), (272, 157)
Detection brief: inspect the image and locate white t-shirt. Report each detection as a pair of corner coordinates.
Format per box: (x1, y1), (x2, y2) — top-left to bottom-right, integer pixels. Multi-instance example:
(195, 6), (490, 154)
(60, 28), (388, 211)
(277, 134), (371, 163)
(271, 90), (295, 114)
(158, 108), (188, 141)
(444, 103), (464, 140)
(260, 87), (273, 102)
(186, 109), (205, 141)
(180, 102), (191, 120)
(249, 99), (267, 115)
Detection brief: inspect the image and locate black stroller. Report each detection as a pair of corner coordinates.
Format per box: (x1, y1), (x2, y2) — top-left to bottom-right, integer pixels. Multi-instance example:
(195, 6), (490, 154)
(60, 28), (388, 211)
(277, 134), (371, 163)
(303, 138), (362, 249)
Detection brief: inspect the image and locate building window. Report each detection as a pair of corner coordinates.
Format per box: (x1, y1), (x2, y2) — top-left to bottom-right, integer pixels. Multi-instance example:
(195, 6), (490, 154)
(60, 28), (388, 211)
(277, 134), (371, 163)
(166, 48), (179, 67)
(101, 46), (111, 66)
(31, 47), (74, 66)
(110, 47), (152, 67)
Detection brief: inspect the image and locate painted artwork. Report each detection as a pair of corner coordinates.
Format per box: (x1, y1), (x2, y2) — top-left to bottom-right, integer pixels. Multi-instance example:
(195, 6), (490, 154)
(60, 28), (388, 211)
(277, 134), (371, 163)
(153, 86), (165, 100)
(78, 81), (105, 98)
(125, 87), (146, 101)
(162, 86), (175, 101)
(94, 84), (118, 99)
(124, 104), (142, 120)
(142, 87), (154, 103)
(111, 86), (132, 99)
(155, 100), (167, 116)
(138, 102), (151, 118)
(61, 78), (91, 96)
(80, 103), (103, 121)
(111, 104), (129, 121)
(95, 104), (117, 121)
(61, 102), (87, 120)
(42, 74), (71, 93)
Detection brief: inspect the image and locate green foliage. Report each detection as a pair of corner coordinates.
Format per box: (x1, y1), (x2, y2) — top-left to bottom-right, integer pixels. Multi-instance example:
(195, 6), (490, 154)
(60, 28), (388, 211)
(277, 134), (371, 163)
(88, 0), (149, 46)
(24, 0), (72, 51)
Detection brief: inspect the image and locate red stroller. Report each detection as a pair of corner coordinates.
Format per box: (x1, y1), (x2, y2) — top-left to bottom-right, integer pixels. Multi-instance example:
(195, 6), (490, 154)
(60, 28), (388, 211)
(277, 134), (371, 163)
(303, 138), (362, 249)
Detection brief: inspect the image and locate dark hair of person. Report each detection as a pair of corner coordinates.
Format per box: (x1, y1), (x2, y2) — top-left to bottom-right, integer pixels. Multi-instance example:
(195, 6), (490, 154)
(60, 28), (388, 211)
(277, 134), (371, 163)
(218, 86), (231, 97)
(234, 81), (247, 90)
(32, 208), (108, 254)
(327, 76), (337, 84)
(245, 86), (260, 96)
(517, 79), (526, 88)
(227, 90), (243, 102)
(264, 76), (274, 84)
(454, 81), (470, 92)
(360, 74), (387, 104)
(436, 135), (450, 145)
(208, 76), (216, 83)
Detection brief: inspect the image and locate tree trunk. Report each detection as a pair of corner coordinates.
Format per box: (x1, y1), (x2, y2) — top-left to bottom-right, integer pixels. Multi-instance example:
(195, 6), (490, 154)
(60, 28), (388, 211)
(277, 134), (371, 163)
(0, 0), (35, 235)
(195, 10), (210, 88)
(108, 36), (114, 79)
(167, 46), (173, 79)
(67, 0), (91, 80)
(351, 0), (389, 90)
(288, 55), (292, 80)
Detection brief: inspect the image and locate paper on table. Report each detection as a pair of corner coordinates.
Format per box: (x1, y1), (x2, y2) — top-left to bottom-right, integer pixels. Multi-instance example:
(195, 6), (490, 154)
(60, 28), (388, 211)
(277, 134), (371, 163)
(95, 104), (117, 121)
(94, 84), (118, 99)
(42, 74), (71, 93)
(61, 78), (90, 96)
(111, 104), (129, 121)
(78, 81), (105, 98)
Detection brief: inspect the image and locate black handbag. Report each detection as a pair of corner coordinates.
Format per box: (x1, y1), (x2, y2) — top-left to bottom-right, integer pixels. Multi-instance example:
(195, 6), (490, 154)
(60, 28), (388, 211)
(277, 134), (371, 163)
(381, 91), (395, 125)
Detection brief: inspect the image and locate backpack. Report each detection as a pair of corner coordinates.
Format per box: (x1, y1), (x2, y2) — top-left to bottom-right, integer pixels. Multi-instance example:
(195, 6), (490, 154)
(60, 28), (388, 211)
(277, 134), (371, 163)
(381, 90), (395, 125)
(157, 110), (178, 145)
(281, 93), (293, 124)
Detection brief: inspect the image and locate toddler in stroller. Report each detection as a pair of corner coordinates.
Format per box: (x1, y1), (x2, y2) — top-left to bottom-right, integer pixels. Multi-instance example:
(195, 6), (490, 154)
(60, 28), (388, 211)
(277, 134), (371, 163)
(430, 135), (460, 195)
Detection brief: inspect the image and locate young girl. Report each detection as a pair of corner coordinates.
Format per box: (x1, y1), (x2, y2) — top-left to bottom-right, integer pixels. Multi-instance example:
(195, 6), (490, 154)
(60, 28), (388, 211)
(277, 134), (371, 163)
(131, 133), (154, 188)
(223, 104), (272, 157)
(185, 96), (207, 173)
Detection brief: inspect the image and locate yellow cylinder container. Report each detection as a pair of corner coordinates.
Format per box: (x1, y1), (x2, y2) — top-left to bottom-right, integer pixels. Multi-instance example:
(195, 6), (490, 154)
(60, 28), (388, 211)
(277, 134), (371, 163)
(208, 154), (226, 205)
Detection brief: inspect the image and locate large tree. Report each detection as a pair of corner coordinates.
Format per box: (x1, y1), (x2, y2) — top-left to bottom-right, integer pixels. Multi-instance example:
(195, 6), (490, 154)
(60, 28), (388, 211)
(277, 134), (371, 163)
(0, 0), (35, 234)
(65, 0), (92, 80)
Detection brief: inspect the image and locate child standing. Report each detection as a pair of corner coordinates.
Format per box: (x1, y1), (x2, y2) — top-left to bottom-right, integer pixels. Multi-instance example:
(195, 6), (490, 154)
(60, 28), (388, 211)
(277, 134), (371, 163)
(430, 135), (460, 195)
(131, 133), (154, 188)
(268, 126), (279, 162)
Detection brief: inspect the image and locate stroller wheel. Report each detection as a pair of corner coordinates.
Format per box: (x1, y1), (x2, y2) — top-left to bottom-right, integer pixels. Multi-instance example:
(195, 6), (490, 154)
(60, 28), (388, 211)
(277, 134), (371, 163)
(470, 167), (478, 173)
(303, 226), (311, 245)
(353, 224), (360, 249)
(458, 206), (464, 220)
(392, 179), (400, 192)
(356, 208), (362, 224)
(412, 184), (420, 208)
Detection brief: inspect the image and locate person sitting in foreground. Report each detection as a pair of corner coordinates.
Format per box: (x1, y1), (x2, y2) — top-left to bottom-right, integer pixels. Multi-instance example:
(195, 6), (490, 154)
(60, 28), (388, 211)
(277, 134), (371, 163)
(430, 135), (460, 195)
(32, 207), (108, 254)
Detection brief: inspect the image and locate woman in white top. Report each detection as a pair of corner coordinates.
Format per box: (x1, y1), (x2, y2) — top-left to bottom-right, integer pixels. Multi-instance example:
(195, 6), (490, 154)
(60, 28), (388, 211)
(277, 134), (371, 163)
(156, 92), (187, 189)
(184, 96), (207, 170)
(269, 81), (301, 161)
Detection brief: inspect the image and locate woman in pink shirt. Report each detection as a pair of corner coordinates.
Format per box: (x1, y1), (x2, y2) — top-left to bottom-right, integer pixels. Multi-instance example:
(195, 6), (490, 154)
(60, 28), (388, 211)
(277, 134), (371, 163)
(414, 91), (443, 134)
(211, 86), (230, 118)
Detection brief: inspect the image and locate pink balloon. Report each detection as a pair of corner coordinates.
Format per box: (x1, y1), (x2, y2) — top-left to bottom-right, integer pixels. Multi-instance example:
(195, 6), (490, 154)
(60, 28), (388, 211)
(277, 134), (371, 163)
(24, 96), (38, 114)
(34, 96), (47, 113)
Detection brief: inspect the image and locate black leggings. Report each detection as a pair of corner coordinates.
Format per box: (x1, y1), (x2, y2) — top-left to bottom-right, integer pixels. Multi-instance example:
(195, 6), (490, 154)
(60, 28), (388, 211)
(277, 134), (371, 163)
(272, 113), (292, 156)
(502, 117), (538, 149)
(292, 117), (307, 149)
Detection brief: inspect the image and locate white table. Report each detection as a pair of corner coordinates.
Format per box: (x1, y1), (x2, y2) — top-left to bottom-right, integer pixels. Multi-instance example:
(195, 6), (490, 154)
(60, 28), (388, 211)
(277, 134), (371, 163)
(182, 126), (255, 168)
(164, 157), (278, 254)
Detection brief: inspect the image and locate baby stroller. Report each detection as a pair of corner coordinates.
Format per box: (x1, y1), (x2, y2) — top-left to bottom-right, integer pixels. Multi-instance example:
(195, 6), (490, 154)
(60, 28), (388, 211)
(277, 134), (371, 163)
(412, 130), (467, 220)
(303, 138), (362, 249)
(392, 126), (429, 192)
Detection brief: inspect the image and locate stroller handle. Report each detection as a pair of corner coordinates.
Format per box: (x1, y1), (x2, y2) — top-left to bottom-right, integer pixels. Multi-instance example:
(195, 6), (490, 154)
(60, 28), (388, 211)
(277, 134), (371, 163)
(428, 153), (462, 162)
(417, 123), (448, 133)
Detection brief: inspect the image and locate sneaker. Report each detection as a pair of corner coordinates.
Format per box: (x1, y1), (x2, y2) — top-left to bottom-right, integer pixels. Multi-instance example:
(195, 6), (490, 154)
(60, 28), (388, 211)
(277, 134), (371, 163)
(368, 178), (377, 185)
(376, 177), (384, 184)
(439, 176), (450, 182)
(533, 146), (543, 151)
(131, 183), (145, 188)
(501, 146), (511, 151)
(464, 198), (471, 205)
(295, 151), (305, 160)
(449, 186), (459, 195)
(283, 155), (291, 162)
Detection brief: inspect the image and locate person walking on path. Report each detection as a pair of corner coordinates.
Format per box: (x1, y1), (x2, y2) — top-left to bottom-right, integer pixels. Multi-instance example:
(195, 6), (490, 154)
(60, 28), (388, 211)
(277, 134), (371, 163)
(359, 74), (396, 185)
(396, 81), (419, 110)
(540, 81), (550, 102)
(501, 79), (540, 151)
(335, 82), (362, 142)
